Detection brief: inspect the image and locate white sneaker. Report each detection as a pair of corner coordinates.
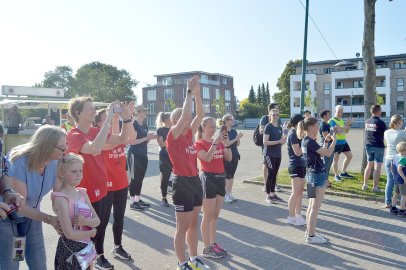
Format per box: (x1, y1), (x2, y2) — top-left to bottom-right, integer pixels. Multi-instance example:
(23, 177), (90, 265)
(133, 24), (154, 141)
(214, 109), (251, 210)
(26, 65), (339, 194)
(305, 231), (325, 239)
(306, 234), (328, 244)
(294, 215), (306, 226)
(224, 195), (233, 203)
(229, 193), (235, 201)
(286, 216), (296, 225)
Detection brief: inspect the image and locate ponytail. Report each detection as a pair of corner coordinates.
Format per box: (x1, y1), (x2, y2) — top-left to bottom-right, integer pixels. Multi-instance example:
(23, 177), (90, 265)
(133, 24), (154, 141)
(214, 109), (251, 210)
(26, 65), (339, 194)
(156, 112), (164, 128)
(296, 120), (305, 139)
(196, 117), (215, 141)
(197, 125), (204, 140)
(297, 117), (318, 139)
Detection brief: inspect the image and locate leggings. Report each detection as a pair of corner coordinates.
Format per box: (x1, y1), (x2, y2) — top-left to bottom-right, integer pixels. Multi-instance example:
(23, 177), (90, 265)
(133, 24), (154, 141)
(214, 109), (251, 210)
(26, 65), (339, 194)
(265, 156), (281, 193)
(159, 150), (173, 198)
(128, 153), (148, 196)
(92, 195), (110, 255)
(105, 187), (128, 246)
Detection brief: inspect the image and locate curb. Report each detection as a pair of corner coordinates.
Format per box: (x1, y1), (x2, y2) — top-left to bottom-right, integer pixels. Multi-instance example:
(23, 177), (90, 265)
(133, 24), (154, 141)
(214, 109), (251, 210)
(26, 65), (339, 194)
(243, 179), (384, 202)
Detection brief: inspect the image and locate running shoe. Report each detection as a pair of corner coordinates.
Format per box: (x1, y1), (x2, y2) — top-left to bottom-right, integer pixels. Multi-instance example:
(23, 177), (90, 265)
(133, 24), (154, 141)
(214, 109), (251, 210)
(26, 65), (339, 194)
(362, 184), (368, 191)
(111, 245), (131, 260)
(334, 175), (342, 182)
(188, 257), (210, 269)
(305, 231), (325, 238)
(266, 195), (283, 204)
(229, 193), (236, 201)
(177, 263), (193, 270)
(95, 255), (114, 270)
(130, 201), (144, 211)
(262, 186), (266, 192)
(339, 172), (354, 178)
(224, 194), (233, 204)
(275, 185), (282, 192)
(390, 206), (399, 215)
(138, 199), (150, 207)
(213, 243), (227, 255)
(161, 198), (170, 207)
(306, 234), (328, 244)
(286, 216), (296, 225)
(371, 187), (381, 193)
(295, 215), (306, 226)
(202, 246), (223, 259)
(398, 209), (406, 217)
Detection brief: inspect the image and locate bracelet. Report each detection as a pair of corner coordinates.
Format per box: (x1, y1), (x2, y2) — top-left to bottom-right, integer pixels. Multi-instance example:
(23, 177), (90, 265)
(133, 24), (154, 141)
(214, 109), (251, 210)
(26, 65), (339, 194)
(2, 188), (15, 195)
(123, 118), (132, 124)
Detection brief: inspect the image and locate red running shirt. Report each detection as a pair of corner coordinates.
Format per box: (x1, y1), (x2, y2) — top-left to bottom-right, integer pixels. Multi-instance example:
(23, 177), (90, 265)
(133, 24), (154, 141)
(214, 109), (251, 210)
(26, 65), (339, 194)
(67, 127), (108, 203)
(195, 140), (225, 174)
(102, 144), (128, 192)
(166, 129), (198, 177)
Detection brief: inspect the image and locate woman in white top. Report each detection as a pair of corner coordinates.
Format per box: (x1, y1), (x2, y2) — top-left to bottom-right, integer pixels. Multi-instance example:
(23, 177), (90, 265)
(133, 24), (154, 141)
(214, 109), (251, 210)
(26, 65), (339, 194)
(384, 114), (406, 208)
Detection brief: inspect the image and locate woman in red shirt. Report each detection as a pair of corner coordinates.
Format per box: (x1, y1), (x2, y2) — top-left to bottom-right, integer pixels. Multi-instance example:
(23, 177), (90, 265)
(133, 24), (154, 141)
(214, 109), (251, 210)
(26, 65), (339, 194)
(195, 117), (231, 259)
(166, 76), (207, 270)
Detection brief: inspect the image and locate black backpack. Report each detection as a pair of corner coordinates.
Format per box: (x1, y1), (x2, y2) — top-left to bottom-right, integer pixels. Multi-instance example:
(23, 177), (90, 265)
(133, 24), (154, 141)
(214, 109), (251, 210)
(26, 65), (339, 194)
(253, 124), (263, 147)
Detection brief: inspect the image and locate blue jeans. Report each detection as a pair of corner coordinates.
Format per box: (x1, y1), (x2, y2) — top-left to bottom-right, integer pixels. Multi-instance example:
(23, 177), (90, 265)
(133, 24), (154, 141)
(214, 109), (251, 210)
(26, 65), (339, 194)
(0, 217), (47, 270)
(307, 172), (328, 187)
(385, 158), (395, 205)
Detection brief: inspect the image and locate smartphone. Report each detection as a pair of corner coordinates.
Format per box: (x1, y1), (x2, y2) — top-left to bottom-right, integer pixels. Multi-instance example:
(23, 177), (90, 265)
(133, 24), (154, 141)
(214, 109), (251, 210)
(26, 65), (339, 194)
(113, 105), (122, 113)
(283, 128), (289, 135)
(221, 125), (227, 133)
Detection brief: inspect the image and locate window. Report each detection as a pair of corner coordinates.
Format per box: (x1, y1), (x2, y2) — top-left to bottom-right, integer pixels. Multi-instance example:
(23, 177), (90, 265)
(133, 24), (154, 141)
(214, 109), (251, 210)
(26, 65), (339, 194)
(203, 101), (211, 114)
(324, 98), (330, 110)
(222, 78), (227, 85)
(147, 90), (156, 101)
(162, 77), (172, 85)
(336, 82), (343, 89)
(353, 80), (363, 88)
(394, 62), (406, 69)
(225, 103), (231, 113)
(397, 78), (404, 91)
(324, 68), (334, 74)
(147, 103), (155, 113)
(306, 69), (317, 74)
(164, 89), (173, 100)
(174, 79), (182, 85)
(225, 90), (231, 101)
(164, 102), (171, 112)
(380, 79), (386, 87)
(397, 96), (404, 110)
(293, 97), (300, 107)
(203, 87), (210, 99)
(201, 75), (208, 84)
(192, 101), (195, 113)
(323, 82), (330, 95)
(216, 89), (220, 99)
(147, 117), (156, 128)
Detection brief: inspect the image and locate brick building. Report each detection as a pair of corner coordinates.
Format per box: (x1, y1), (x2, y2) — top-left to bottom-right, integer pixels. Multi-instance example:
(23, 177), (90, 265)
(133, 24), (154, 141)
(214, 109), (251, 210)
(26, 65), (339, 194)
(290, 53), (406, 117)
(142, 71), (234, 127)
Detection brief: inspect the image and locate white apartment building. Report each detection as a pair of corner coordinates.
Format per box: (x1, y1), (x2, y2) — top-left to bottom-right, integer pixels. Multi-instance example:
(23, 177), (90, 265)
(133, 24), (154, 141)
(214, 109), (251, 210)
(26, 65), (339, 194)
(290, 53), (406, 117)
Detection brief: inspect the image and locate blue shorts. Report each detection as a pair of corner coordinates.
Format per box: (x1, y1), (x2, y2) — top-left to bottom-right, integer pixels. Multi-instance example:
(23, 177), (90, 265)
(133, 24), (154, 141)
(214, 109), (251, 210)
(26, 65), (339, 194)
(307, 172), (327, 187)
(365, 145), (384, 163)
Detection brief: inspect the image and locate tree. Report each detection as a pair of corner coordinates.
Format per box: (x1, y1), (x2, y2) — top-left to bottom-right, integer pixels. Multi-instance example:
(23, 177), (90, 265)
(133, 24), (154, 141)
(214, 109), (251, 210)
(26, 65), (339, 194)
(361, 0), (377, 171)
(261, 83), (267, 106)
(212, 96), (226, 118)
(68, 62), (138, 102)
(165, 98), (177, 112)
(256, 85), (263, 106)
(265, 82), (271, 106)
(248, 85), (256, 103)
(238, 98), (264, 119)
(37, 66), (74, 90)
(273, 60), (302, 115)
(375, 92), (384, 105)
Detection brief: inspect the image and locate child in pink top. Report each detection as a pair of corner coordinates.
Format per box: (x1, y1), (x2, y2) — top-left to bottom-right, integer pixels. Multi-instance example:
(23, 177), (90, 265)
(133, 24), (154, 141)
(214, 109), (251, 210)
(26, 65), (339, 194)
(52, 153), (100, 270)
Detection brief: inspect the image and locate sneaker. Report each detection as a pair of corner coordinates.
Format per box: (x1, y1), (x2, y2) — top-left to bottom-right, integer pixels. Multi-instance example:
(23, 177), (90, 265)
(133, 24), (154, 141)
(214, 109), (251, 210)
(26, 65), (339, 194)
(138, 199), (150, 207)
(161, 198), (170, 207)
(305, 230), (325, 238)
(390, 206), (399, 215)
(213, 243), (227, 255)
(130, 202), (144, 211)
(334, 175), (342, 182)
(371, 187), (381, 193)
(262, 186), (266, 192)
(398, 209), (406, 217)
(202, 246), (223, 259)
(339, 172), (354, 179)
(167, 186), (173, 194)
(276, 185), (282, 192)
(385, 204), (392, 209)
(177, 263), (193, 270)
(224, 194), (233, 203)
(286, 216), (296, 225)
(229, 193), (236, 201)
(306, 234), (328, 244)
(362, 184), (368, 191)
(111, 245), (131, 260)
(295, 215), (306, 226)
(266, 194), (283, 204)
(95, 255), (114, 270)
(188, 257), (210, 269)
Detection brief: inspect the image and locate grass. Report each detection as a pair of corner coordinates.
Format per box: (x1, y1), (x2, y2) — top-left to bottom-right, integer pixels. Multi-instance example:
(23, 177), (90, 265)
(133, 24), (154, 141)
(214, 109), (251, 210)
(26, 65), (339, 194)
(252, 169), (386, 199)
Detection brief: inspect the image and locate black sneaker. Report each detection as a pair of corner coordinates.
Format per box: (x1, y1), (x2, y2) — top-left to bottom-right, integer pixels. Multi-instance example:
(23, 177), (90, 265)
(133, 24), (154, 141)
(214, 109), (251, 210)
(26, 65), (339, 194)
(339, 172), (354, 179)
(130, 202), (144, 211)
(111, 245), (131, 260)
(95, 255), (114, 270)
(398, 209), (406, 217)
(161, 198), (170, 207)
(390, 207), (399, 215)
(138, 199), (150, 207)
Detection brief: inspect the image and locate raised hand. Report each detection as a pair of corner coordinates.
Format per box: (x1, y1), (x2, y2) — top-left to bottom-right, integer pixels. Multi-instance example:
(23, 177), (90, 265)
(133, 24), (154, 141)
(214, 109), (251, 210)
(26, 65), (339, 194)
(120, 101), (132, 121)
(188, 75), (200, 96)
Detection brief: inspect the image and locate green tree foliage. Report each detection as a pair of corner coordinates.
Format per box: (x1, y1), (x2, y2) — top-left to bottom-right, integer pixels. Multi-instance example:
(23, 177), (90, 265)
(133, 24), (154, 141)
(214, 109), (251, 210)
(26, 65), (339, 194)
(165, 98), (177, 112)
(248, 85), (256, 103)
(38, 66), (74, 90)
(265, 82), (271, 106)
(273, 59), (302, 114)
(256, 85), (263, 105)
(375, 92), (384, 105)
(212, 96), (226, 118)
(238, 98), (264, 118)
(261, 83), (267, 106)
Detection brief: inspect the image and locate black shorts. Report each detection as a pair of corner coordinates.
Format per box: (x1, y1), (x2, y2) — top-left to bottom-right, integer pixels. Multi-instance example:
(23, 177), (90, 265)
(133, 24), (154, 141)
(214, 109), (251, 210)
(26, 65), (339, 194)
(224, 158), (239, 179)
(288, 166), (306, 178)
(201, 172), (226, 199)
(334, 143), (351, 154)
(172, 175), (203, 212)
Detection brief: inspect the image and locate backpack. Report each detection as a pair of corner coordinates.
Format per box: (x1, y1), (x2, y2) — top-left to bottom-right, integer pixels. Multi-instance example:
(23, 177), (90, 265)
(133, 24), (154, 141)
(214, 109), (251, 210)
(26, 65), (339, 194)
(253, 124), (263, 147)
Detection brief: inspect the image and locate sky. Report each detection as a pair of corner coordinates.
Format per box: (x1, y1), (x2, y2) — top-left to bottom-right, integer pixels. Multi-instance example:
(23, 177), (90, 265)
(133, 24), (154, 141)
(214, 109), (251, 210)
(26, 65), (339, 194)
(1, 0), (405, 103)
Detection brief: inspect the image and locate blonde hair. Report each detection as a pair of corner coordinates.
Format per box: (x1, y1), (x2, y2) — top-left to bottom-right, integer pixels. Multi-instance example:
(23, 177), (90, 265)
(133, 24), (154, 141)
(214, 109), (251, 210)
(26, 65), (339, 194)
(57, 153), (84, 174)
(170, 108), (182, 125)
(396, 142), (406, 153)
(297, 117), (318, 139)
(68, 96), (93, 122)
(156, 112), (171, 128)
(9, 126), (66, 171)
(389, 114), (403, 129)
(197, 117), (215, 140)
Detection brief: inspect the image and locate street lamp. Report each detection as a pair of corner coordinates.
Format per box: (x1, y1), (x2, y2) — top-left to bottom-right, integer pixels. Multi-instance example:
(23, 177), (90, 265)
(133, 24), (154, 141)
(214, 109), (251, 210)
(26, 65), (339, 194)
(300, 0), (310, 115)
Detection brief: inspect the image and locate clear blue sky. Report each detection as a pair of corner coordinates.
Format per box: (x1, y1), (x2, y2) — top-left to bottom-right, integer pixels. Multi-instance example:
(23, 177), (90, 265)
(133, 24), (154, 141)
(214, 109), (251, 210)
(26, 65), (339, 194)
(1, 0), (405, 103)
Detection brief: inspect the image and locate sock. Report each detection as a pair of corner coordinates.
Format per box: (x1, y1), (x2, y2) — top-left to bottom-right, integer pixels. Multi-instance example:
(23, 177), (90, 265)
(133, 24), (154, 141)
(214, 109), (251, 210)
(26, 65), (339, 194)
(130, 196), (135, 203)
(178, 260), (188, 267)
(134, 195), (140, 202)
(295, 214), (302, 218)
(189, 256), (198, 262)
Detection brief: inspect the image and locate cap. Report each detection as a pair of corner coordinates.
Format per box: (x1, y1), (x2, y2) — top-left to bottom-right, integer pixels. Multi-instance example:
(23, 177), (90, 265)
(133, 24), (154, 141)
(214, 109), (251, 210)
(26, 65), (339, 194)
(290, 114), (304, 126)
(134, 105), (148, 112)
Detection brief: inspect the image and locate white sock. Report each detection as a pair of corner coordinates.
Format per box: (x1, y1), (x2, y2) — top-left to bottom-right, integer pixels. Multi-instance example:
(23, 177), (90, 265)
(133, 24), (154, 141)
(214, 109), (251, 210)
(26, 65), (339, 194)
(130, 196), (136, 203)
(134, 195), (140, 202)
(189, 256), (198, 262)
(178, 260), (188, 267)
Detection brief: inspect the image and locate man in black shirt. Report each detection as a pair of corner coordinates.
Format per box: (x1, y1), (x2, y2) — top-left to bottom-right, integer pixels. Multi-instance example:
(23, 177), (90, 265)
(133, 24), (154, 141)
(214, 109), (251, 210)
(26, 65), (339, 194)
(363, 105), (387, 192)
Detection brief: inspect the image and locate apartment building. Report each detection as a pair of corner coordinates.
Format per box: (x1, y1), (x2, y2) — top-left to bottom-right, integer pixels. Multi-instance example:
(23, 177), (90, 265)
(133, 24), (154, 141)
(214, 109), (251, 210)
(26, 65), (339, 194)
(290, 53), (406, 117)
(142, 71), (234, 127)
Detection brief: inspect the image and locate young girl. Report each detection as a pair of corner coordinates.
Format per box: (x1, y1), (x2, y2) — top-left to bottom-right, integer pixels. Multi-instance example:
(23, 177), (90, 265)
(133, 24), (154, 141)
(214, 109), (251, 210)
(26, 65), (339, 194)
(195, 117), (232, 259)
(286, 114), (306, 226)
(156, 112), (173, 207)
(297, 117), (336, 244)
(390, 142), (406, 216)
(52, 153), (100, 269)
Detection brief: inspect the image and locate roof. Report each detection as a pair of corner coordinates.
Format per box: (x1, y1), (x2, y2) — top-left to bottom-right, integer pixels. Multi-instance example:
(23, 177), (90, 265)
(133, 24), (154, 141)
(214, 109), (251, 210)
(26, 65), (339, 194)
(0, 98), (109, 110)
(298, 53), (406, 67)
(153, 71), (233, 78)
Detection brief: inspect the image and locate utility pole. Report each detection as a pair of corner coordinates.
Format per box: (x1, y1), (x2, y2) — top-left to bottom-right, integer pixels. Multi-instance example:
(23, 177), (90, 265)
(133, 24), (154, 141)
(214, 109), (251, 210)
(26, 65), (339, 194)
(300, 0), (310, 115)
